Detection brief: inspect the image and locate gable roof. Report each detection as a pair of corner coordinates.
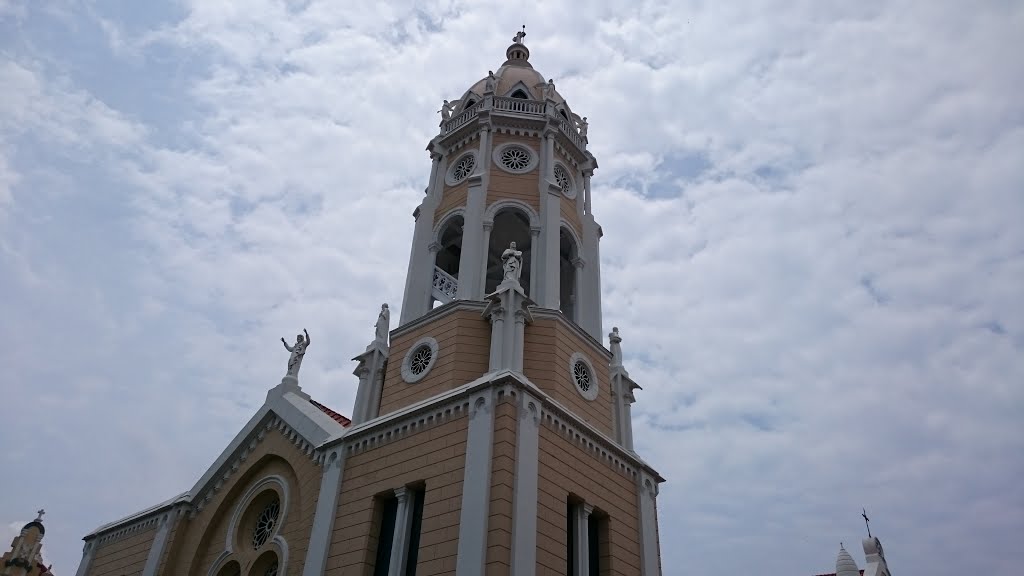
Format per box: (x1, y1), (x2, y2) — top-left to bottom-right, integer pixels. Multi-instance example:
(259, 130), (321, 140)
(311, 399), (352, 426)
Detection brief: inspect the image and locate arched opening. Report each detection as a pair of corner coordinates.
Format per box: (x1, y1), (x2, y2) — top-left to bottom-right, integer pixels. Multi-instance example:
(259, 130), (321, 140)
(559, 108), (569, 120)
(435, 215), (463, 278)
(486, 209), (532, 295)
(463, 98), (477, 109)
(216, 561), (241, 576)
(510, 89), (529, 99)
(249, 551), (279, 576)
(559, 228), (578, 321)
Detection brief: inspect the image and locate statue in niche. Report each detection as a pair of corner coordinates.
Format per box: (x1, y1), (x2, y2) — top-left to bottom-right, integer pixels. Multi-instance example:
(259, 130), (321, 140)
(281, 329), (310, 377)
(375, 303), (391, 343)
(502, 241), (523, 283)
(485, 71), (497, 93)
(543, 78), (555, 100)
(439, 99), (452, 121)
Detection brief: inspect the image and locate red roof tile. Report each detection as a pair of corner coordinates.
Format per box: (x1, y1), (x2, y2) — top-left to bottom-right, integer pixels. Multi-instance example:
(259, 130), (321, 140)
(310, 399), (352, 427)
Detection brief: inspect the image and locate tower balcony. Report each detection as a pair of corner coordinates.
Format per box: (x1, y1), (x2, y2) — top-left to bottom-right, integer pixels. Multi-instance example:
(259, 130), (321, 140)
(440, 95), (588, 155)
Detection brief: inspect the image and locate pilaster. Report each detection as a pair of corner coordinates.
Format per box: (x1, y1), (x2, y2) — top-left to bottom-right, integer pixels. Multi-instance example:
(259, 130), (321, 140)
(483, 279), (535, 372)
(351, 340), (389, 425)
(455, 389), (496, 575)
(510, 391), (541, 576)
(401, 152), (445, 324)
(302, 449), (346, 576)
(75, 541), (96, 576)
(637, 472), (663, 576)
(141, 512), (174, 576)
(572, 502), (594, 576)
(540, 128), (562, 310)
(388, 486), (416, 576)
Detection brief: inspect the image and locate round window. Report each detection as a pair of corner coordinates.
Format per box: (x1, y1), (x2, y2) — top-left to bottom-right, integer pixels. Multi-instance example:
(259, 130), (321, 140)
(447, 153), (476, 184)
(402, 336), (440, 383)
(500, 146), (531, 171)
(569, 352), (599, 401)
(554, 164), (575, 198)
(252, 499), (280, 549)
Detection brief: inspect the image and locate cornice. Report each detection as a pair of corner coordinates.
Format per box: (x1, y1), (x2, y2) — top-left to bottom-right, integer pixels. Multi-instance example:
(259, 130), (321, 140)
(391, 299), (488, 339)
(530, 307), (612, 363)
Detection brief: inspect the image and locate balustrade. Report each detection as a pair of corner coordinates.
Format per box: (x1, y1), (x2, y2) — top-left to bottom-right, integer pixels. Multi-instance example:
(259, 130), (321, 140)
(432, 266), (458, 302)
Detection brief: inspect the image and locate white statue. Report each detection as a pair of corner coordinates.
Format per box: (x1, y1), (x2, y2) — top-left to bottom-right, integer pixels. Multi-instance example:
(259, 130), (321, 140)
(579, 116), (589, 137)
(514, 26), (526, 44)
(375, 303), (391, 342)
(281, 329), (310, 377)
(502, 241), (523, 283)
(543, 78), (555, 100)
(609, 327), (623, 365)
(485, 71), (497, 93)
(439, 99), (452, 121)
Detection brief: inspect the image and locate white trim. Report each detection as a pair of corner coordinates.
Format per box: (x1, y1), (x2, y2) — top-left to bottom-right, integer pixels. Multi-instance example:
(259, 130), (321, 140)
(271, 535), (290, 575)
(492, 141), (540, 174)
(637, 472), (662, 576)
(302, 449), (345, 575)
(569, 352), (599, 401)
(141, 512), (173, 576)
(554, 161), (577, 199)
(456, 390), (495, 575)
(225, 475), (290, 554)
(445, 150), (478, 185)
(401, 336), (440, 383)
(388, 487), (416, 576)
(432, 208), (466, 247)
(483, 198), (540, 229)
(510, 391), (541, 576)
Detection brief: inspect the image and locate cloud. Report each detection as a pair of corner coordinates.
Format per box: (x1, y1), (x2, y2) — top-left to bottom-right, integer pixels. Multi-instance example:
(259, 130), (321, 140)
(0, 1), (1021, 574)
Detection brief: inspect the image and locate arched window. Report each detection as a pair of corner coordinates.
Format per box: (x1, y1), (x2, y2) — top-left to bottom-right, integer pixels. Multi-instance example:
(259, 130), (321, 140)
(559, 109), (569, 120)
(486, 209), (532, 295)
(435, 215), (463, 278)
(463, 98), (477, 109)
(510, 89), (529, 99)
(559, 228), (579, 321)
(216, 561), (241, 576)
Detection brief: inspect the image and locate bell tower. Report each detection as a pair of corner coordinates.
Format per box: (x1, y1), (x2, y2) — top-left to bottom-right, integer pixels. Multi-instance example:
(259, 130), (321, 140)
(331, 30), (664, 576)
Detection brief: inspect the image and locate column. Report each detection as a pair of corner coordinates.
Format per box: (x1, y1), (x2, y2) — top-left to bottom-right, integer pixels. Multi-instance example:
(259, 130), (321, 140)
(400, 154), (444, 324)
(513, 309), (529, 372)
(456, 390), (495, 575)
(141, 512), (174, 576)
(637, 474), (662, 576)
(388, 487), (416, 576)
(351, 364), (372, 424)
(529, 226), (541, 298)
(303, 450), (346, 575)
(583, 169), (593, 216)
(541, 132), (561, 309)
(480, 221), (493, 295)
(510, 393), (541, 576)
(351, 339), (389, 425)
(572, 257), (585, 326)
(74, 541), (97, 576)
(573, 503), (594, 576)
(486, 306), (505, 371)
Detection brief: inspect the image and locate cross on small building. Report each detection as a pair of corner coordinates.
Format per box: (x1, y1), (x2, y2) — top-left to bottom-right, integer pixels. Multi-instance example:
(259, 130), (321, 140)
(36, 509), (45, 521)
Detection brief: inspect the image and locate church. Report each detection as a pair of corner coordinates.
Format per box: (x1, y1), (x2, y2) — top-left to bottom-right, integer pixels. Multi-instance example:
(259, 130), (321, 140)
(71, 31), (666, 576)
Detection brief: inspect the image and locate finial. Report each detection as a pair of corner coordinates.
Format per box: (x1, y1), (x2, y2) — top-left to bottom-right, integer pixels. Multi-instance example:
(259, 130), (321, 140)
(514, 25), (526, 44)
(840, 541), (844, 550)
(862, 508), (872, 538)
(35, 509), (45, 522)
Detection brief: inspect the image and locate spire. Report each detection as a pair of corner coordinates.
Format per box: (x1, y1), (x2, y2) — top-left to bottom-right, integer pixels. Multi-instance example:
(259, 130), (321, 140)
(836, 544), (861, 576)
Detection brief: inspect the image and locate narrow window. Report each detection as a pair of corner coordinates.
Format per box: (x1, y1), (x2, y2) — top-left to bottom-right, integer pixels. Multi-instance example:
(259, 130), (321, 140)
(559, 228), (579, 321)
(404, 487), (425, 575)
(566, 500), (577, 575)
(371, 496), (398, 576)
(510, 89), (529, 99)
(371, 486), (426, 576)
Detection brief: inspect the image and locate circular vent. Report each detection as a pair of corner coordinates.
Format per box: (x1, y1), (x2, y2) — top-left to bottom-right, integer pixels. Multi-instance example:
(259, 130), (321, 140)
(554, 164), (575, 198)
(569, 353), (599, 401)
(402, 336), (440, 383)
(252, 499), (280, 549)
(451, 154), (475, 182)
(410, 345), (433, 375)
(500, 146), (532, 171)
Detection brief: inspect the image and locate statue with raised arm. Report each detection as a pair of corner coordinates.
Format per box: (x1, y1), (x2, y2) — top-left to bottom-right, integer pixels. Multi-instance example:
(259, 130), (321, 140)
(439, 99), (452, 121)
(281, 329), (310, 377)
(514, 25), (526, 44)
(501, 241), (523, 283)
(485, 70), (497, 93)
(375, 303), (391, 343)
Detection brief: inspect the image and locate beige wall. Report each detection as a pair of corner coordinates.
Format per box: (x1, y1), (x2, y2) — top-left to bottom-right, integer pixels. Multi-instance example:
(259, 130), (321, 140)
(435, 181), (468, 223)
(160, 426), (323, 576)
(486, 394), (517, 573)
(555, 149), (583, 238)
(379, 307), (490, 416)
(85, 526), (156, 576)
(536, 424), (641, 576)
(524, 317), (614, 437)
(326, 414), (468, 575)
(488, 133), (542, 215)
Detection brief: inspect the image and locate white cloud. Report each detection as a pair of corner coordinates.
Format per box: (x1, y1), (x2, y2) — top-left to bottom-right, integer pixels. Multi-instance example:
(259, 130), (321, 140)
(0, 1), (1021, 574)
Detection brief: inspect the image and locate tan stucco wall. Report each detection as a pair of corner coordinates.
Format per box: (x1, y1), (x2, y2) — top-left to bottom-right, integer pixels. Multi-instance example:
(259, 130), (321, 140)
(524, 317), (614, 437)
(435, 181), (468, 222)
(326, 414), (468, 574)
(85, 526), (156, 576)
(536, 424), (641, 575)
(486, 394), (517, 573)
(488, 133), (542, 214)
(379, 306), (490, 416)
(161, 425), (323, 576)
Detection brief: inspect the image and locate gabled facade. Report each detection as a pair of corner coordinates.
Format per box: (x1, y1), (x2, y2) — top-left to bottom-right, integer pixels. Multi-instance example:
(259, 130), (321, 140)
(75, 31), (664, 576)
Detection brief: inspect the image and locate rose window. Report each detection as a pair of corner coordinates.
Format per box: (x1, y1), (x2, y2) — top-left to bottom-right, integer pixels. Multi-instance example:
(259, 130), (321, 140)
(252, 499), (280, 549)
(554, 165), (574, 197)
(452, 154), (475, 182)
(573, 360), (592, 393)
(410, 345), (433, 375)
(500, 146), (531, 171)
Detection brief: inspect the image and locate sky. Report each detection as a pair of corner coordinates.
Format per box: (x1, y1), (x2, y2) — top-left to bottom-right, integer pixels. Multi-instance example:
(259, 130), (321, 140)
(0, 0), (1021, 574)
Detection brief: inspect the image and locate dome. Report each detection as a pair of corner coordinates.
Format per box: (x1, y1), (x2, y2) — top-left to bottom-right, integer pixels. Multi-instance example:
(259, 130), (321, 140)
(460, 38), (569, 107)
(836, 545), (860, 576)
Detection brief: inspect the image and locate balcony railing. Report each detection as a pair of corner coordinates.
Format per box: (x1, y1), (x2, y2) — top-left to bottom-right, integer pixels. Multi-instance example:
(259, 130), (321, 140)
(493, 96), (546, 115)
(440, 96), (588, 151)
(442, 101), (483, 134)
(432, 266), (458, 303)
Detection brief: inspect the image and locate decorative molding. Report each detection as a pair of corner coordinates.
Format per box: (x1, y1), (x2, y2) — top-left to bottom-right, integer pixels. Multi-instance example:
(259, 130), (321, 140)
(540, 406), (639, 480)
(484, 198), (541, 228)
(492, 141), (540, 174)
(223, 475), (290, 554)
(344, 398), (471, 457)
(401, 336), (440, 383)
(445, 150), (478, 186)
(389, 300), (487, 342)
(93, 512), (167, 547)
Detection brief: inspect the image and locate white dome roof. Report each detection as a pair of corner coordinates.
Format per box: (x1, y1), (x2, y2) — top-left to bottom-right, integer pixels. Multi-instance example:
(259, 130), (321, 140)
(836, 545), (861, 576)
(461, 41), (569, 107)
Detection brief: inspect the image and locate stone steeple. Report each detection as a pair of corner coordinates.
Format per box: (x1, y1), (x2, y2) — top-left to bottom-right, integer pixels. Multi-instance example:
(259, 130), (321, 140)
(1, 510), (53, 576)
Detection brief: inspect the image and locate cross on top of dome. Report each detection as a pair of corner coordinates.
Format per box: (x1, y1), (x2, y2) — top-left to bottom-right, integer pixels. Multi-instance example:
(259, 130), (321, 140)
(513, 25), (526, 44)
